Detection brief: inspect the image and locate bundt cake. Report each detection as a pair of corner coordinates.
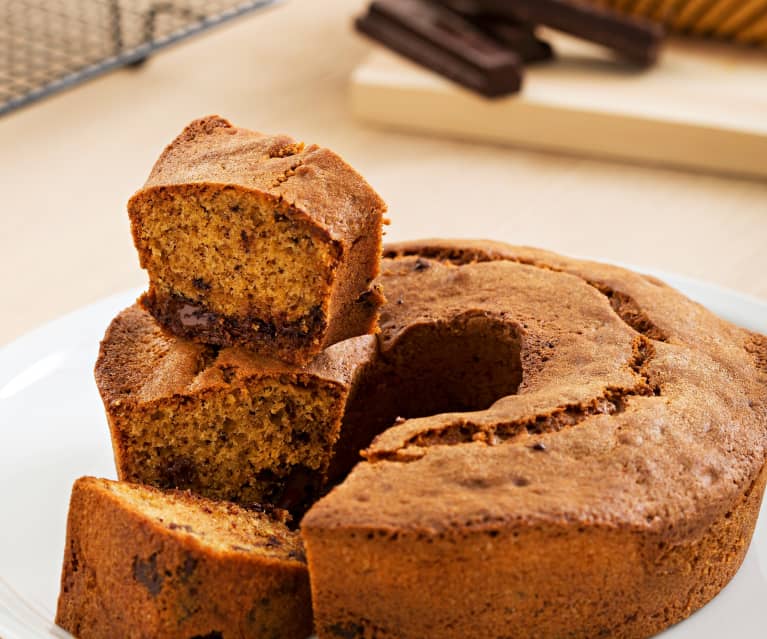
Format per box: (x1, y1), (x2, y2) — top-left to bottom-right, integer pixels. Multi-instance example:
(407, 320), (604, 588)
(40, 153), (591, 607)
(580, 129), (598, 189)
(128, 115), (386, 365)
(91, 237), (766, 638)
(56, 477), (311, 639)
(301, 239), (767, 639)
(95, 303), (376, 515)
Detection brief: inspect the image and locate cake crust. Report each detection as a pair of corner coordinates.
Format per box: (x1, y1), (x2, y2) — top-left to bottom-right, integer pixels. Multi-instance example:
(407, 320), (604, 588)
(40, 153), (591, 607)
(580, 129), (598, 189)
(302, 239), (767, 639)
(129, 115), (387, 364)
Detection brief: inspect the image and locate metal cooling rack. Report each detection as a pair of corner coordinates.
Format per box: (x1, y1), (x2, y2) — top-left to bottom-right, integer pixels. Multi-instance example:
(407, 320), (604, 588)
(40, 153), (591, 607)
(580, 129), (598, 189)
(0, 0), (281, 116)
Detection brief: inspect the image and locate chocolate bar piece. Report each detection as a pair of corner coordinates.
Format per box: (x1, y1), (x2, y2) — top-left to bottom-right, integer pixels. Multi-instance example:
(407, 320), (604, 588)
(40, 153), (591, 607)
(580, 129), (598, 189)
(355, 0), (524, 97)
(467, 15), (554, 63)
(438, 0), (554, 63)
(442, 0), (665, 65)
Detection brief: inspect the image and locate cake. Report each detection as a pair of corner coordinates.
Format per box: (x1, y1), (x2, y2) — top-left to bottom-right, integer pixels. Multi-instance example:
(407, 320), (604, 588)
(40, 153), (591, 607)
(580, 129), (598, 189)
(95, 303), (377, 515)
(56, 476), (311, 639)
(90, 237), (766, 638)
(300, 239), (767, 639)
(128, 115), (387, 365)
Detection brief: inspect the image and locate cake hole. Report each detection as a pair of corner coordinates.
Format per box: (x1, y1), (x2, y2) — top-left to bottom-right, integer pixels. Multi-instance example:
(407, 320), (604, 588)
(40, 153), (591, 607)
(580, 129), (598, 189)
(329, 313), (523, 481)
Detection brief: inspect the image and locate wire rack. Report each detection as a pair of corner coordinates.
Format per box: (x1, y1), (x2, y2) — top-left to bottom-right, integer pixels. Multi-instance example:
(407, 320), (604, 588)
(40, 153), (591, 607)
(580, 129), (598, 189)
(0, 0), (281, 116)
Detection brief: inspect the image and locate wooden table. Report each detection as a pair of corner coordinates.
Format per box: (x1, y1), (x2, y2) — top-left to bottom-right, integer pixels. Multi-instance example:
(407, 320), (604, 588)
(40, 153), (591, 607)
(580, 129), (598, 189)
(1, 0), (765, 347)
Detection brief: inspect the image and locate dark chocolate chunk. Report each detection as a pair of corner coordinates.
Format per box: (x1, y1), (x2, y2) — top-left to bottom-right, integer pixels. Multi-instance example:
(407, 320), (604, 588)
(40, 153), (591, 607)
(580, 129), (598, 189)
(192, 277), (211, 291)
(69, 540), (80, 573)
(179, 302), (219, 329)
(143, 290), (327, 349)
(287, 548), (307, 563)
(438, 0), (480, 14)
(265, 535), (282, 548)
(531, 441), (547, 451)
(196, 344), (221, 374)
(219, 365), (237, 384)
(168, 522), (195, 533)
(355, 286), (383, 309)
(160, 457), (198, 489)
(466, 16), (554, 64)
(243, 501), (284, 521)
(133, 553), (163, 596)
(356, 0), (523, 97)
(450, 0), (664, 66)
(179, 555), (198, 580)
(438, 1), (554, 63)
(413, 257), (431, 271)
(327, 622), (365, 639)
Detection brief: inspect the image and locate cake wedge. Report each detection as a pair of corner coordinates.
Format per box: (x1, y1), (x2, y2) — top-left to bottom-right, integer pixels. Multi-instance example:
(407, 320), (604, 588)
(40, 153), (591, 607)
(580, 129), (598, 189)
(56, 476), (312, 639)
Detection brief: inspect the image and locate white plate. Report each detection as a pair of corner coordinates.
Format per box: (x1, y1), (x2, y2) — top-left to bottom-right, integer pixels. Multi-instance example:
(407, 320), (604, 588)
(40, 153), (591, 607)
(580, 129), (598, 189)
(1, 270), (766, 639)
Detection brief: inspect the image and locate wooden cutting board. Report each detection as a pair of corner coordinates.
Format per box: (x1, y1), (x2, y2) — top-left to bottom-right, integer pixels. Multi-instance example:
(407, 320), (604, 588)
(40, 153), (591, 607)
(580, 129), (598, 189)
(350, 33), (767, 179)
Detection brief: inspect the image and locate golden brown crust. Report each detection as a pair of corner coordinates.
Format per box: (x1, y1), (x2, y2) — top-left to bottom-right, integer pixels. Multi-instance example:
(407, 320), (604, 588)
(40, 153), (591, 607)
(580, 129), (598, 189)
(128, 115), (387, 363)
(305, 462), (766, 639)
(56, 477), (312, 639)
(302, 239), (767, 639)
(136, 115), (385, 243)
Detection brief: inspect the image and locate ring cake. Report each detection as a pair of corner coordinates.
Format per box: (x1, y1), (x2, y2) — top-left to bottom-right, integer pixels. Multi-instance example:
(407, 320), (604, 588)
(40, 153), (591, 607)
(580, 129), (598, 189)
(301, 239), (767, 639)
(92, 237), (767, 638)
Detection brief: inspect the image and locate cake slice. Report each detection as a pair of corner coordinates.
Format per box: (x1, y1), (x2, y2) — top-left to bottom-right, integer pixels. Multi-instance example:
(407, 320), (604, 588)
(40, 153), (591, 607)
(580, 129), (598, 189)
(129, 115), (387, 365)
(95, 304), (377, 515)
(56, 477), (311, 639)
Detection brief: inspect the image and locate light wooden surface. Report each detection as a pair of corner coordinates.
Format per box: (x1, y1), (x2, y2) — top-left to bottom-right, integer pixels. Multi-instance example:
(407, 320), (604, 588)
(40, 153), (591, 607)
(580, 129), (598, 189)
(1, 0), (766, 348)
(352, 36), (767, 179)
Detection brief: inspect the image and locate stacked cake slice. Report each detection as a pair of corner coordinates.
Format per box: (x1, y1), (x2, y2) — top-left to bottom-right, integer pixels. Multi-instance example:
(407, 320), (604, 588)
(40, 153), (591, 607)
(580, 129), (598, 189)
(56, 116), (387, 639)
(129, 115), (386, 364)
(57, 478), (312, 639)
